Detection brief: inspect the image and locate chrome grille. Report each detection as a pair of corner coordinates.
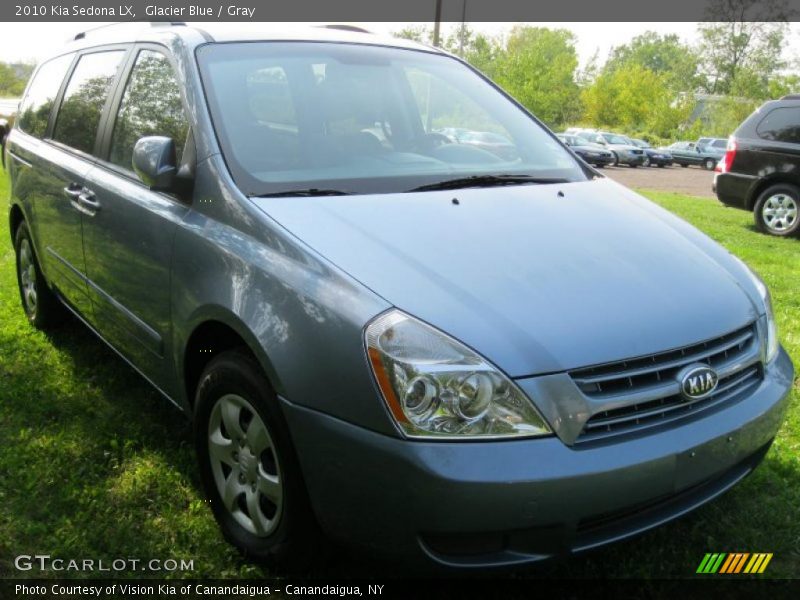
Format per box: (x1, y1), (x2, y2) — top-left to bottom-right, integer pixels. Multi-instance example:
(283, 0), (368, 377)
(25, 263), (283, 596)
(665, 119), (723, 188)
(571, 324), (762, 444)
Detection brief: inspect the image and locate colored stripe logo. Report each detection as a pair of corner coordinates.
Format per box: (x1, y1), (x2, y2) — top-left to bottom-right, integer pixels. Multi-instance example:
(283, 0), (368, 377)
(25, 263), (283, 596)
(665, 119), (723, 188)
(696, 553), (773, 574)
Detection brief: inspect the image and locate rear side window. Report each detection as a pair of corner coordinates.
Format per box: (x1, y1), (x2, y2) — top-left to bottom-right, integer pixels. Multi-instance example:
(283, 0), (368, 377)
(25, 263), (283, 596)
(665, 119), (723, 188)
(16, 54), (74, 138)
(756, 107), (800, 143)
(53, 50), (126, 154)
(109, 50), (190, 171)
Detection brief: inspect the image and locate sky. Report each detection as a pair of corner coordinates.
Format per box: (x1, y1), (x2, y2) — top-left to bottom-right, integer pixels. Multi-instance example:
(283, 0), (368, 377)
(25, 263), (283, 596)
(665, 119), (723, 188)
(0, 21), (798, 68)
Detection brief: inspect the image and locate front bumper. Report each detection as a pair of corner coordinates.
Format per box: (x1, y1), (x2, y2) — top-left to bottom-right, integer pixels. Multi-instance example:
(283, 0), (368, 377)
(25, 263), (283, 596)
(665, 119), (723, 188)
(647, 155), (672, 166)
(619, 154), (646, 166)
(281, 348), (793, 568)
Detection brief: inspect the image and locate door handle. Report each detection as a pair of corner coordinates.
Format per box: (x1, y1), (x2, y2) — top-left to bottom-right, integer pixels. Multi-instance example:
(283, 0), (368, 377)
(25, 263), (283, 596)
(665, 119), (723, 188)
(66, 185), (101, 216)
(63, 184), (82, 198)
(77, 191), (101, 213)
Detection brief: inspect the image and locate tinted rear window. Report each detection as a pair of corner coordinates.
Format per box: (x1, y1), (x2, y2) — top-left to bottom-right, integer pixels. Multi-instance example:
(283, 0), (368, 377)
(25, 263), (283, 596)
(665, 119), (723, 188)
(756, 107), (800, 143)
(53, 50), (126, 154)
(16, 54), (74, 138)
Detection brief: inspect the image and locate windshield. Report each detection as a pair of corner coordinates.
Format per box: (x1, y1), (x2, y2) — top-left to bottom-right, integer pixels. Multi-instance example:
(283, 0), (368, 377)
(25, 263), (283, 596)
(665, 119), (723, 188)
(602, 134), (631, 145)
(197, 42), (587, 196)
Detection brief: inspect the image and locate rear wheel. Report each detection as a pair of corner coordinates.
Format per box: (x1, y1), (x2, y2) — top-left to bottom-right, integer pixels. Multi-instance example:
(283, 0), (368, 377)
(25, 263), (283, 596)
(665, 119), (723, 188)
(642, 156), (651, 167)
(681, 163), (689, 168)
(703, 158), (716, 170)
(14, 221), (65, 329)
(194, 349), (322, 568)
(754, 184), (800, 237)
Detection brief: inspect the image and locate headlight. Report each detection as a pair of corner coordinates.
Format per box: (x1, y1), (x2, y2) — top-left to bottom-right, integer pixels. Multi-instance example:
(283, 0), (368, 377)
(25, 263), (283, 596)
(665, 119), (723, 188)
(365, 310), (552, 439)
(734, 257), (779, 362)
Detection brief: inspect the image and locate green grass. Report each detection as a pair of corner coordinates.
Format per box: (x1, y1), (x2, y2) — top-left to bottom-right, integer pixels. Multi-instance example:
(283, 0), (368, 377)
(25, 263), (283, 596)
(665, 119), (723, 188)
(0, 174), (797, 580)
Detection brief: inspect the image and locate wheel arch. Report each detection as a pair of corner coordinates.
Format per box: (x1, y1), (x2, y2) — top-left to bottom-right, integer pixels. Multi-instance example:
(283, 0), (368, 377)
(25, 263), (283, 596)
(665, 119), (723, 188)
(9, 202), (24, 244)
(179, 308), (285, 414)
(747, 175), (800, 211)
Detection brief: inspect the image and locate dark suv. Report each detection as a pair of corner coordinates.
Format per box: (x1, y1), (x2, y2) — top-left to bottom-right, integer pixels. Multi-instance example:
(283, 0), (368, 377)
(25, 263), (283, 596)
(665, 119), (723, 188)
(714, 96), (800, 237)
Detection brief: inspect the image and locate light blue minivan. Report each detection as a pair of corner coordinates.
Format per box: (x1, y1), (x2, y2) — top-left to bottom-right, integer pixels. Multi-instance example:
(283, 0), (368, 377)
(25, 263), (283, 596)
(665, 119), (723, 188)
(6, 23), (793, 568)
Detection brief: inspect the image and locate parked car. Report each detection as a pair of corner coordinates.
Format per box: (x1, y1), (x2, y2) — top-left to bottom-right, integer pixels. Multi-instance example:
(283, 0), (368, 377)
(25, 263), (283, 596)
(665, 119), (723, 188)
(457, 130), (518, 161)
(696, 137), (727, 169)
(628, 138), (673, 167)
(714, 96), (800, 237)
(556, 133), (615, 167)
(663, 141), (721, 170)
(6, 23), (792, 569)
(576, 130), (646, 167)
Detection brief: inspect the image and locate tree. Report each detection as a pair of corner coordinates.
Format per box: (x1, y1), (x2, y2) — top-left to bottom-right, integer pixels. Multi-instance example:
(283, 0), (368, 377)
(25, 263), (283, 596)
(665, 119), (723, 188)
(697, 0), (791, 95)
(491, 26), (581, 127)
(605, 32), (701, 92)
(393, 25), (433, 45)
(0, 62), (29, 96)
(581, 64), (695, 139)
(442, 25), (501, 76)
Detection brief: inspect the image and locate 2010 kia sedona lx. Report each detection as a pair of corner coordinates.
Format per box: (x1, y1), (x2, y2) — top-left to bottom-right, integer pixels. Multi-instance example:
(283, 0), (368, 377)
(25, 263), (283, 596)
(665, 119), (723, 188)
(5, 23), (793, 568)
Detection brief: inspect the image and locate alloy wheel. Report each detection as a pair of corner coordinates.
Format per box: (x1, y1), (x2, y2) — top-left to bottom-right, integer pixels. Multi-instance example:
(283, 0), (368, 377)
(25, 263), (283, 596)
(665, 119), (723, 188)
(18, 238), (37, 316)
(208, 393), (283, 537)
(762, 193), (798, 233)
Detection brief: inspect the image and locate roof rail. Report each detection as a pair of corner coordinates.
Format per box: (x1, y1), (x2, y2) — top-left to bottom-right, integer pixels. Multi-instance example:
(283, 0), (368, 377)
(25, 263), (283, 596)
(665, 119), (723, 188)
(73, 21), (186, 41)
(319, 24), (372, 34)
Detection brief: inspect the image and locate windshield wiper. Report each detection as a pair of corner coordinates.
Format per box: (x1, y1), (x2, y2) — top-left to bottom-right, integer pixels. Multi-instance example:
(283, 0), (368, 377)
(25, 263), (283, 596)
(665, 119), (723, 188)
(250, 188), (354, 198)
(406, 174), (569, 193)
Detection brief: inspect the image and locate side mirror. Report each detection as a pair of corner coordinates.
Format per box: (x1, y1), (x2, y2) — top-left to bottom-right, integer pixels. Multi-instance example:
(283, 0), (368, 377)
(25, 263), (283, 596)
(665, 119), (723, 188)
(133, 136), (179, 192)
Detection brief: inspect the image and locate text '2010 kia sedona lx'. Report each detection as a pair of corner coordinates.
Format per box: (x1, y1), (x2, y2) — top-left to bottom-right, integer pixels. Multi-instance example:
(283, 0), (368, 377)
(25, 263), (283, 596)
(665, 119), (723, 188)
(5, 23), (794, 569)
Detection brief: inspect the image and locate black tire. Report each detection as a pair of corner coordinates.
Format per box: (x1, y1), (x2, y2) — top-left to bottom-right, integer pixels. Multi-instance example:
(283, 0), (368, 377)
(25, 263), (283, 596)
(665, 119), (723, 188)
(194, 349), (323, 569)
(594, 163), (604, 169)
(703, 158), (716, 170)
(629, 163), (638, 168)
(753, 183), (800, 237)
(680, 163), (689, 168)
(658, 164), (666, 168)
(14, 221), (65, 329)
(611, 152), (619, 167)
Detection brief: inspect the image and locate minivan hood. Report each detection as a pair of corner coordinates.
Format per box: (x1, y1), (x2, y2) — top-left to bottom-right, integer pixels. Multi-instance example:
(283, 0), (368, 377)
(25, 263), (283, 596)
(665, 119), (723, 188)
(252, 179), (759, 377)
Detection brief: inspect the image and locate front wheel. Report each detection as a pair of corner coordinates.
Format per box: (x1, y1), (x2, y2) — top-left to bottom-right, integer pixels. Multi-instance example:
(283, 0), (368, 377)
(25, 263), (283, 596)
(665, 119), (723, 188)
(194, 350), (322, 568)
(642, 157), (651, 167)
(753, 184), (800, 237)
(611, 152), (619, 167)
(14, 221), (65, 329)
(680, 163), (689, 168)
(703, 158), (716, 170)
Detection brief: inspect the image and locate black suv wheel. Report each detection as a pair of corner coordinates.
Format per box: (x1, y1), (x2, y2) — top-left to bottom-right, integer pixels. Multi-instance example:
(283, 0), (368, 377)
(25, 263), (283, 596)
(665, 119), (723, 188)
(753, 184), (800, 237)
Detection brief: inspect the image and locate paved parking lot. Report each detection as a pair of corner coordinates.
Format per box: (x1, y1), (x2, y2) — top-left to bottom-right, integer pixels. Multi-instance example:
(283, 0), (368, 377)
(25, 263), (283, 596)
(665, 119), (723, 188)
(601, 164), (716, 198)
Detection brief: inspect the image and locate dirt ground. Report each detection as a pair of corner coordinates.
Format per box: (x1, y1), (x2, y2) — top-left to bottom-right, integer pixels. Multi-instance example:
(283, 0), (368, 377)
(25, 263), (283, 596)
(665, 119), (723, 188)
(601, 163), (716, 198)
